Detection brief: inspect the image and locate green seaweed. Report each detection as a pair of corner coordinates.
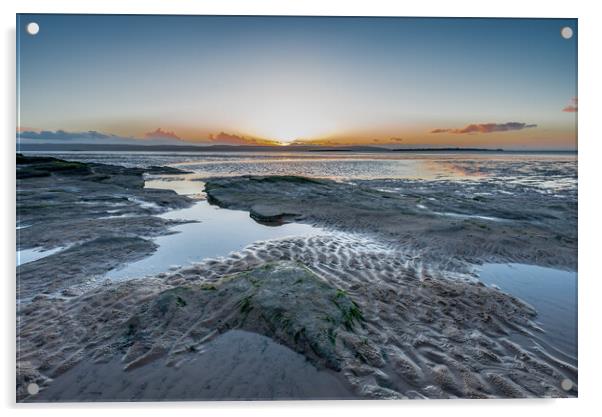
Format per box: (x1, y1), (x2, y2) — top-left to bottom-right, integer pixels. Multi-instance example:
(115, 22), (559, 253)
(327, 328), (338, 345)
(199, 283), (217, 291)
(175, 296), (187, 307)
(331, 289), (364, 331)
(294, 327), (306, 343)
(341, 302), (364, 331)
(125, 323), (137, 337)
(335, 289), (347, 299)
(238, 295), (254, 314)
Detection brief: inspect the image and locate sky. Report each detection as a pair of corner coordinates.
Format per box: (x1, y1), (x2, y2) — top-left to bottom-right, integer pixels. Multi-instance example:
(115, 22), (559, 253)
(17, 15), (577, 149)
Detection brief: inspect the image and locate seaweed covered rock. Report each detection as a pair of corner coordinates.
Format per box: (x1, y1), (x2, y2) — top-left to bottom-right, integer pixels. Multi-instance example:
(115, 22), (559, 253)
(123, 262), (365, 371)
(17, 153), (91, 178)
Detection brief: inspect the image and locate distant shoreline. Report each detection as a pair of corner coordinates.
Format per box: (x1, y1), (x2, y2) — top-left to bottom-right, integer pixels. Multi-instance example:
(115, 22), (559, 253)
(17, 143), (577, 154)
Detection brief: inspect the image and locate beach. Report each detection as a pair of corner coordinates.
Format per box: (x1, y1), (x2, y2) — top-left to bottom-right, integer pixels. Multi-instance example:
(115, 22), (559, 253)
(16, 151), (578, 401)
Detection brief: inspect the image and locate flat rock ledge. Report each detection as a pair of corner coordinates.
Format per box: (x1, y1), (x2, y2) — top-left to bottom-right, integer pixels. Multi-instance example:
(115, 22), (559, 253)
(249, 204), (301, 224)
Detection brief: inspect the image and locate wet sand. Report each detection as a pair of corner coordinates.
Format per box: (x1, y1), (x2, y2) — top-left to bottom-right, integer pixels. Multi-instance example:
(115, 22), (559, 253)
(205, 175), (576, 271)
(16, 155), (578, 401)
(30, 330), (353, 402)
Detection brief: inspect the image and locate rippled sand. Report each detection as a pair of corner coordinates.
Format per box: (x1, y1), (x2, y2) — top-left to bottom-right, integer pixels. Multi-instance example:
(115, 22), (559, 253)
(18, 232), (576, 400)
(16, 154), (577, 401)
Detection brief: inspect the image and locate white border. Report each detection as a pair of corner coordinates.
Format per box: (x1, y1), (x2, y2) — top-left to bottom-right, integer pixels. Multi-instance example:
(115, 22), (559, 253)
(2, 1), (600, 416)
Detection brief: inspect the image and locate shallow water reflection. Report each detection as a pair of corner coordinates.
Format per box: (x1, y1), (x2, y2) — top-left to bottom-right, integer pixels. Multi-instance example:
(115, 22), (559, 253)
(17, 246), (65, 267)
(106, 200), (324, 280)
(479, 263), (577, 363)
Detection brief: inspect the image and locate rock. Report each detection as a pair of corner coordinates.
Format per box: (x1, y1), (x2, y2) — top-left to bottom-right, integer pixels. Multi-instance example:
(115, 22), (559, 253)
(203, 175), (577, 270)
(249, 204), (300, 224)
(16, 155), (195, 300)
(124, 262), (365, 371)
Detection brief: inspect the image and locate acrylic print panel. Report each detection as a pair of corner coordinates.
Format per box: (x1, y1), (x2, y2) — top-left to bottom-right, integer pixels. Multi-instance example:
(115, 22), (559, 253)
(16, 14), (577, 402)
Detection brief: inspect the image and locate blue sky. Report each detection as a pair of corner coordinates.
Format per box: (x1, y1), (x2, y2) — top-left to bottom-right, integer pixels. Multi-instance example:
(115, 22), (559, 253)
(17, 15), (577, 148)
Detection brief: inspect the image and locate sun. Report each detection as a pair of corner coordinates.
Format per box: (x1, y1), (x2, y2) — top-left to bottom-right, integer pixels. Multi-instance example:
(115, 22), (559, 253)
(241, 102), (340, 144)
(253, 121), (338, 144)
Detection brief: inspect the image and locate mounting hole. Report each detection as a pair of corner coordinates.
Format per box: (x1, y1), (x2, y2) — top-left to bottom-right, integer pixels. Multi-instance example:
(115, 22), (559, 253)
(561, 378), (573, 391)
(26, 22), (39, 36)
(561, 26), (573, 40)
(27, 383), (39, 395)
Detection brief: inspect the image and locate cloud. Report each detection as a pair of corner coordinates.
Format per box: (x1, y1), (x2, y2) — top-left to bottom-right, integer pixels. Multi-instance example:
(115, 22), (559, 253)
(16, 126), (39, 133)
(17, 127), (282, 146)
(208, 132), (282, 146)
(16, 128), (173, 145)
(17, 129), (117, 140)
(563, 97), (578, 112)
(144, 127), (181, 140)
(290, 136), (406, 147)
(370, 137), (404, 144)
(19, 127), (185, 143)
(430, 122), (538, 134)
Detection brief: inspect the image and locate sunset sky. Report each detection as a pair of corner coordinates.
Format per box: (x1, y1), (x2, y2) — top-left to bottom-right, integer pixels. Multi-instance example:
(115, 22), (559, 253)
(17, 15), (577, 149)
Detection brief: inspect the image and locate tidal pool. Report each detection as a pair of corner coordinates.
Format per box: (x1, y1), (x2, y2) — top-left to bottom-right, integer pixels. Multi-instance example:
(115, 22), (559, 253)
(17, 246), (66, 267)
(479, 263), (577, 364)
(106, 199), (324, 280)
(103, 175), (326, 280)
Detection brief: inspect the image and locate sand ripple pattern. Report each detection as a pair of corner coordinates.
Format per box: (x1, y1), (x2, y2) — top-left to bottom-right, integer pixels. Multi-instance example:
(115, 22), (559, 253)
(17, 232), (577, 400)
(161, 233), (577, 399)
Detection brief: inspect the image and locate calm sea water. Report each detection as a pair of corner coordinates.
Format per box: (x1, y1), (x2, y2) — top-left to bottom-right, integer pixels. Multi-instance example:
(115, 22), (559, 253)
(23, 151), (577, 191)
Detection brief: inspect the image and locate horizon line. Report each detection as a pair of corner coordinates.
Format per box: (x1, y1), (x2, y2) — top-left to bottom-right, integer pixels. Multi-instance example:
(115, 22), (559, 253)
(16, 143), (577, 153)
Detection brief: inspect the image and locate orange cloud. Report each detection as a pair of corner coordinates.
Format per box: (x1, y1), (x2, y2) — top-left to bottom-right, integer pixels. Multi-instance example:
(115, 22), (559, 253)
(16, 126), (39, 133)
(563, 97), (578, 112)
(144, 127), (181, 141)
(208, 131), (282, 146)
(430, 122), (537, 134)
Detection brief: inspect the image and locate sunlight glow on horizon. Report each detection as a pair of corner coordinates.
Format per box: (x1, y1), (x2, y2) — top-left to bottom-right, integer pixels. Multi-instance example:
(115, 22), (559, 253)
(17, 15), (577, 149)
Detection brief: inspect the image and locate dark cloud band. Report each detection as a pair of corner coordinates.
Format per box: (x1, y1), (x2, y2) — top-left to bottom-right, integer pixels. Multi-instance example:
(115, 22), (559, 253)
(430, 122), (538, 134)
(18, 129), (119, 140)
